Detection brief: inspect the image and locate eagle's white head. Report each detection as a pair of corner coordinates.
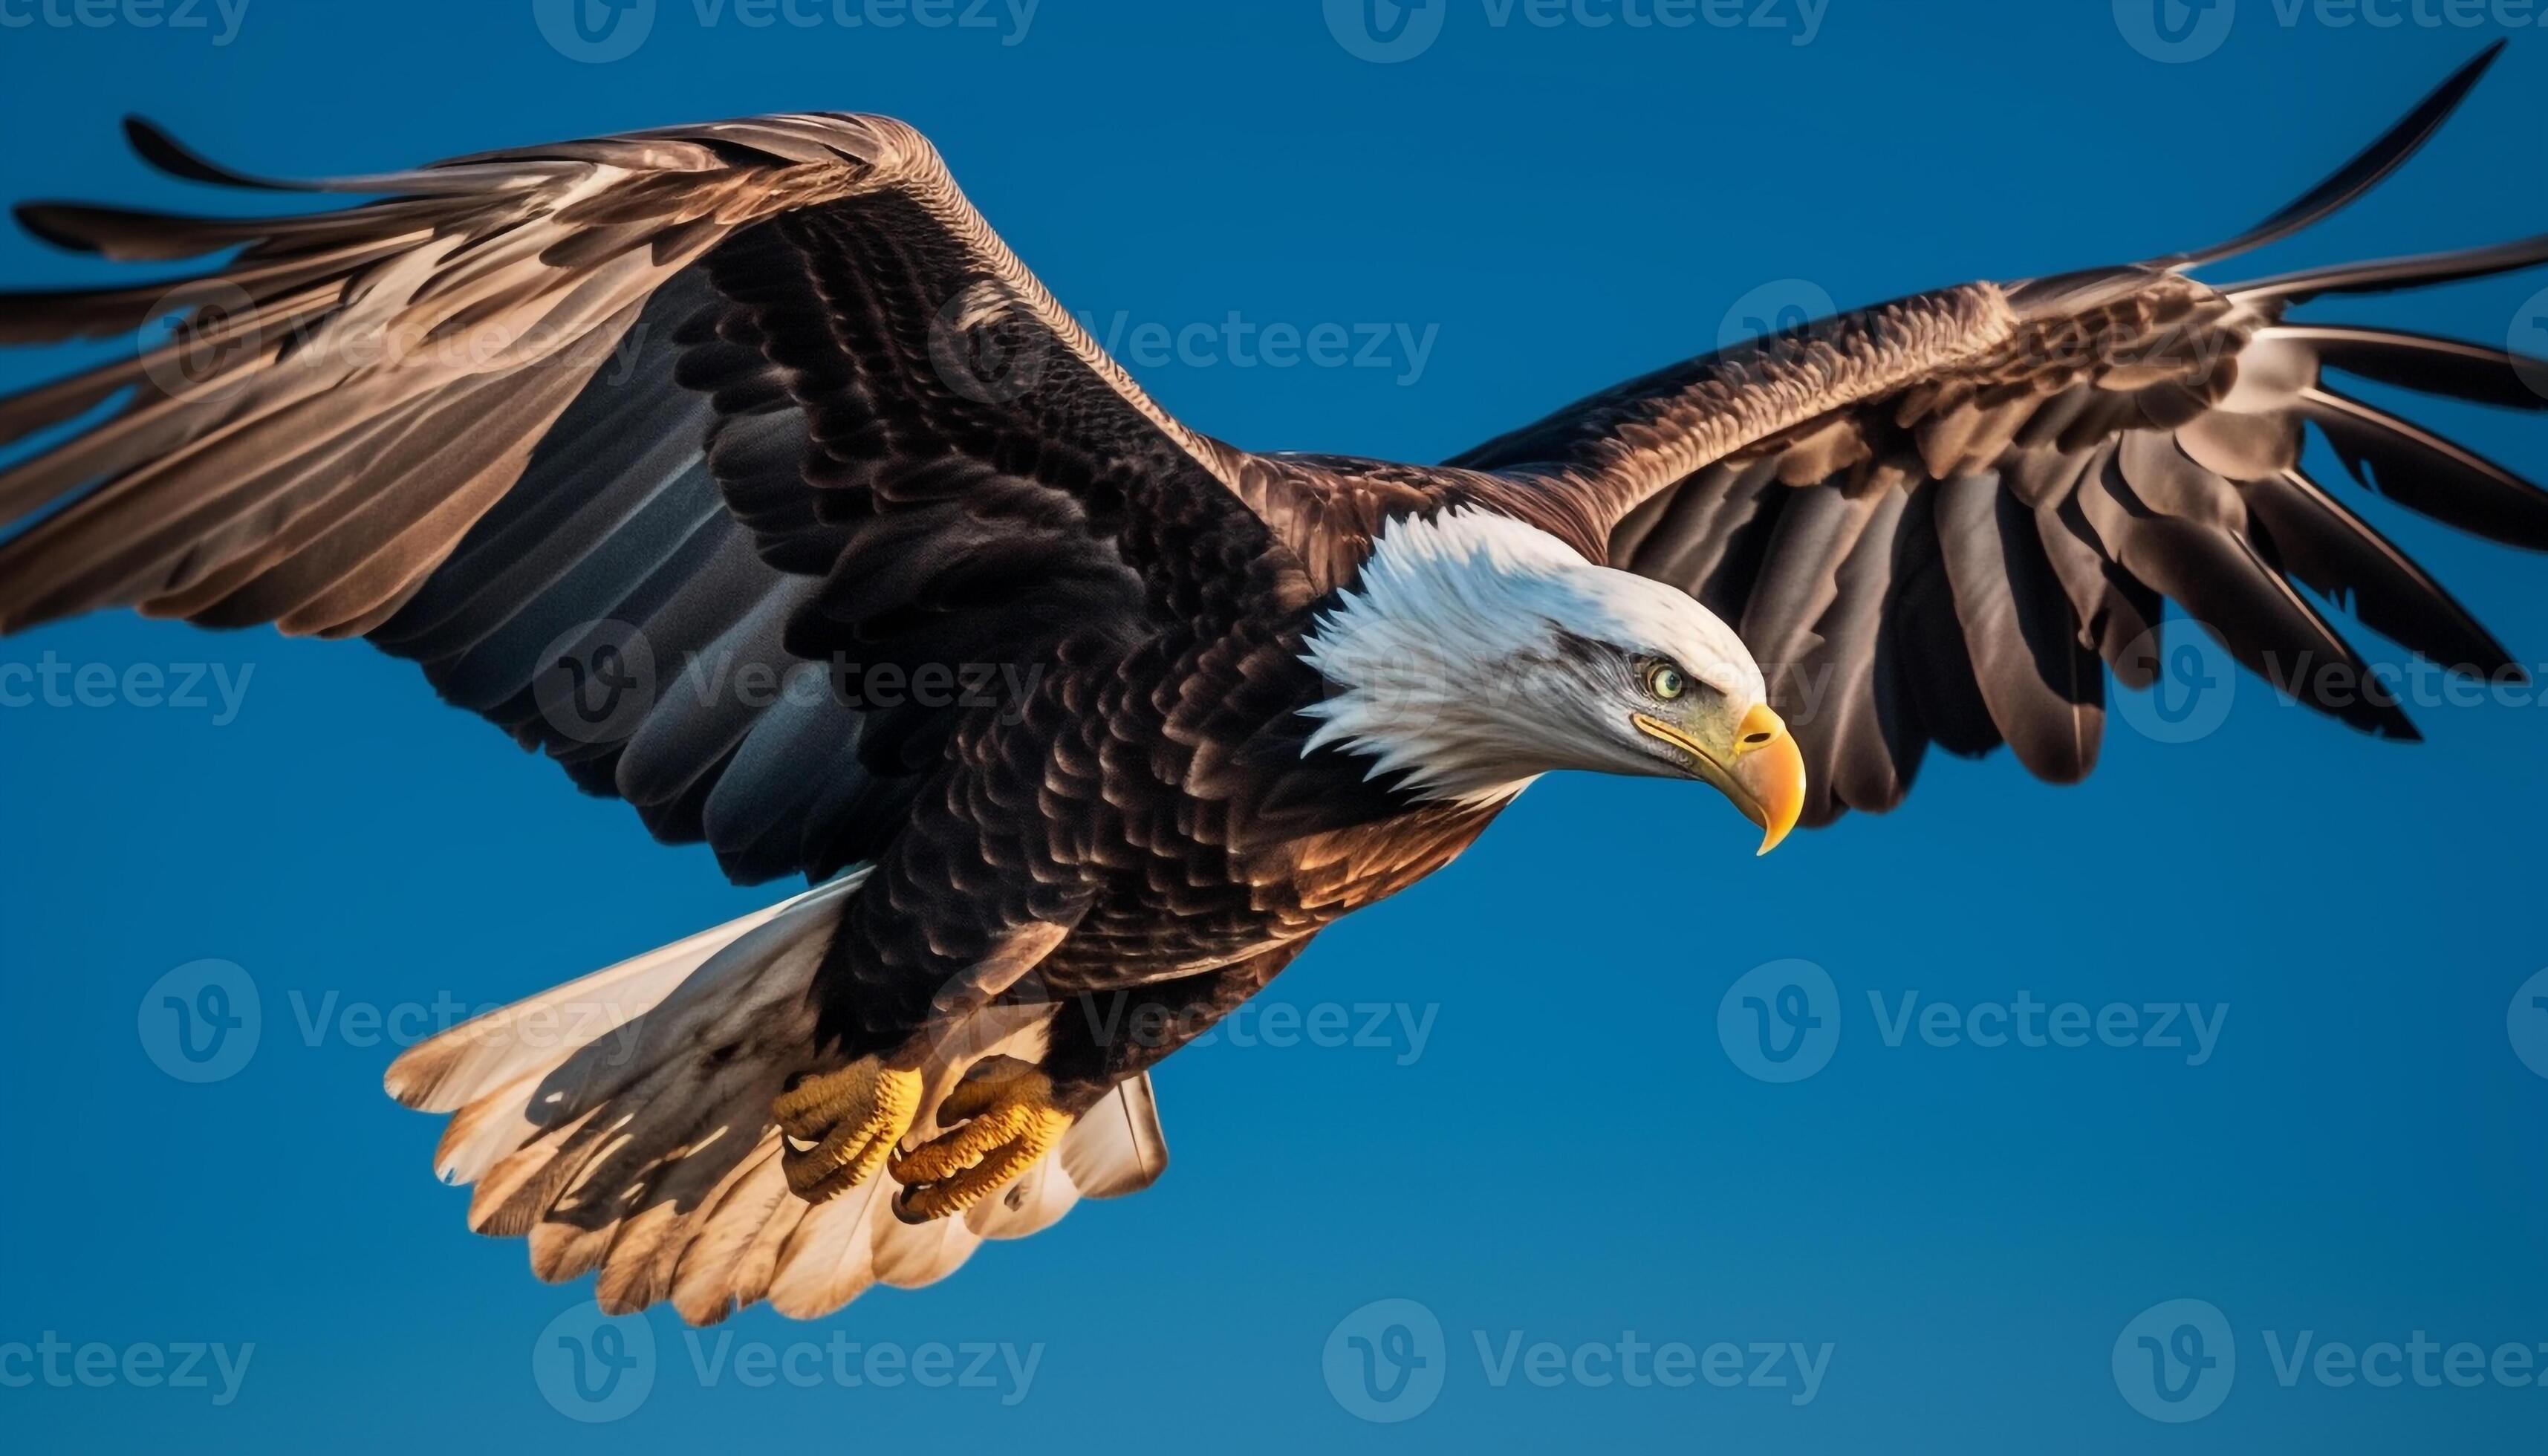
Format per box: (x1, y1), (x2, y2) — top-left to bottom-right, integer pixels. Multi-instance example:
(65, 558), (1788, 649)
(1299, 507), (1807, 852)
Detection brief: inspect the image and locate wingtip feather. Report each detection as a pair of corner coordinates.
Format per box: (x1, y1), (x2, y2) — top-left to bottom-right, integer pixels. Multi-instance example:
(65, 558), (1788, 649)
(13, 203), (96, 255)
(2177, 41), (2505, 270)
(123, 114), (298, 191)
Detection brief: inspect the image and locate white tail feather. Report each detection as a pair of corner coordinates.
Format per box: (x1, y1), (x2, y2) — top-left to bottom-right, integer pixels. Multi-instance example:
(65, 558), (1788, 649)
(384, 871), (1169, 1325)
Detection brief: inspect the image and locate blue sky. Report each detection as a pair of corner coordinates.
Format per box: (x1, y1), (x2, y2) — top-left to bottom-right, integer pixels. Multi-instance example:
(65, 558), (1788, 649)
(3, 2), (2547, 1451)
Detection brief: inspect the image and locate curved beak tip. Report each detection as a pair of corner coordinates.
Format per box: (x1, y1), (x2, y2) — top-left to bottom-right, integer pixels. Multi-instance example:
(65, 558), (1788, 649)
(1630, 705), (1807, 857)
(1734, 705), (1806, 857)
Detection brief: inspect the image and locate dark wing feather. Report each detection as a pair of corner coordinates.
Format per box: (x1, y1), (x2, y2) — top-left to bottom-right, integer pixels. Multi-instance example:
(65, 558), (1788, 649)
(0, 114), (1296, 883)
(1887, 484), (2000, 761)
(2282, 325), (2548, 412)
(2241, 467), (2516, 677)
(1793, 483), (1923, 819)
(2301, 386), (2548, 548)
(1450, 48), (2545, 825)
(2163, 40), (2506, 267)
(1932, 471), (2103, 783)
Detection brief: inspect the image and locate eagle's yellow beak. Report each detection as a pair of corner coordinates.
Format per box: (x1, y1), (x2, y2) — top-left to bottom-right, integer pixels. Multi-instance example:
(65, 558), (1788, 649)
(1726, 703), (1805, 856)
(1631, 701), (1806, 856)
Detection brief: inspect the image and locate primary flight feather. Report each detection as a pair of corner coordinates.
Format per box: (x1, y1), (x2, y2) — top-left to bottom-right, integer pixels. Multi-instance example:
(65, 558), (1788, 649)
(1, 45), (2542, 1323)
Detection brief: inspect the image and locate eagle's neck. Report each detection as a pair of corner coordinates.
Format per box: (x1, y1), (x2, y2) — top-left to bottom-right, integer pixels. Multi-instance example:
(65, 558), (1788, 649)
(1294, 509), (1599, 807)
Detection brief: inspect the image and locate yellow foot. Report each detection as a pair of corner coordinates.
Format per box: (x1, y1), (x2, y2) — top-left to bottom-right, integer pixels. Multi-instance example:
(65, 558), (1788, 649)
(888, 1065), (1075, 1221)
(773, 1057), (922, 1203)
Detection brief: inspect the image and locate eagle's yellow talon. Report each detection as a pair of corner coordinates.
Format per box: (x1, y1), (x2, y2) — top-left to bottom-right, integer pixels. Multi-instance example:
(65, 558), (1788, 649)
(772, 1057), (921, 1203)
(888, 1066), (1074, 1221)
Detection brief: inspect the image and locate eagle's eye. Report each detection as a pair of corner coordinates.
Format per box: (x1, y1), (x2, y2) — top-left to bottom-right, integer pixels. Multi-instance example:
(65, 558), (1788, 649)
(1643, 662), (1688, 701)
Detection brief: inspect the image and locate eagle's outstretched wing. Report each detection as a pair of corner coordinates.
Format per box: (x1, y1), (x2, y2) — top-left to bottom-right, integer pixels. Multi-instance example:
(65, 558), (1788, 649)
(1453, 44), (2548, 825)
(0, 113), (1300, 883)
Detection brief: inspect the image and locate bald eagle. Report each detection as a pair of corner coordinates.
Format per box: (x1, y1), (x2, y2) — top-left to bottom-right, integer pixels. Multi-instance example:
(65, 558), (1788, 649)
(2, 45), (2541, 1323)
